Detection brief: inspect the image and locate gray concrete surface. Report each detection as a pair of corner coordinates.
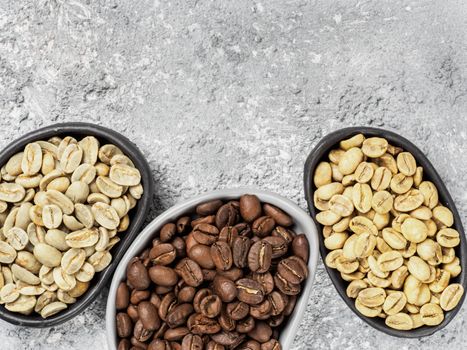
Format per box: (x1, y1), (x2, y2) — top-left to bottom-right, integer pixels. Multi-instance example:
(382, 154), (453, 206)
(0, 0), (467, 349)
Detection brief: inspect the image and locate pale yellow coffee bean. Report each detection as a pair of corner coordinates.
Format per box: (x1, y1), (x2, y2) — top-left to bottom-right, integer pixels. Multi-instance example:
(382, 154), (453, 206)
(352, 183), (372, 213)
(316, 210), (341, 226)
(385, 312), (413, 330)
(378, 251), (403, 272)
(436, 228), (460, 248)
(376, 237), (392, 254)
(346, 280), (368, 298)
(22, 142), (43, 176)
(36, 141), (58, 157)
(349, 216), (378, 236)
(33, 243), (62, 267)
(367, 271), (391, 288)
(424, 219), (438, 237)
(420, 303), (444, 326)
(109, 164), (141, 187)
(78, 136), (100, 165)
(315, 182), (344, 201)
(0, 183), (26, 203)
(368, 255), (389, 279)
(27, 223), (46, 247)
(416, 239), (440, 262)
(65, 228), (99, 248)
(391, 266), (409, 289)
(39, 169), (65, 192)
(6, 152), (24, 176)
(0, 283), (20, 303)
(381, 228), (406, 250)
(39, 265), (54, 285)
(342, 234), (359, 260)
(15, 203), (33, 230)
(371, 167), (392, 191)
(324, 232), (348, 250)
(40, 301), (67, 318)
(68, 280), (90, 298)
(357, 287), (386, 307)
(322, 226), (332, 238)
(18, 285), (45, 296)
(75, 262), (95, 283)
(355, 298), (381, 317)
(65, 181), (89, 203)
(15, 174), (43, 189)
(371, 191), (393, 214)
(383, 291), (407, 315)
(325, 249), (343, 268)
(111, 198), (128, 219)
(412, 166), (423, 187)
(15, 251), (41, 274)
(313, 192), (329, 211)
(424, 265), (437, 284)
(336, 255), (359, 274)
(441, 247), (455, 264)
(390, 173), (413, 194)
(342, 174), (356, 187)
(5, 294), (36, 315)
(354, 162), (374, 184)
(110, 154), (135, 167)
(95, 227), (110, 252)
(45, 229), (69, 251)
(11, 263), (40, 285)
(419, 181), (439, 209)
(95, 176), (123, 199)
(397, 241), (417, 259)
(2, 266), (13, 285)
(88, 251), (112, 272)
(61, 248), (86, 275)
(60, 143), (83, 174)
(354, 233), (376, 258)
(339, 134), (364, 150)
(106, 237), (120, 250)
(391, 213), (410, 233)
(432, 206), (454, 228)
(71, 163), (96, 184)
(404, 275), (431, 306)
(41, 152), (56, 175)
(98, 144), (123, 165)
(94, 162), (110, 177)
(410, 206), (432, 221)
(329, 194), (354, 217)
(394, 189), (424, 212)
(337, 147), (363, 176)
(129, 184), (143, 200)
(57, 289), (76, 304)
(5, 227), (29, 251)
(74, 203), (94, 228)
(440, 283), (464, 311)
(410, 313), (424, 329)
(328, 149), (344, 164)
(42, 282), (58, 292)
(0, 241), (17, 264)
(400, 218), (427, 243)
(44, 190), (74, 215)
(397, 152), (417, 176)
(42, 204), (63, 229)
(374, 153), (398, 174)
(57, 136), (77, 159)
(46, 177), (70, 192)
(358, 258), (370, 274)
(62, 215), (85, 231)
(362, 137), (388, 158)
(443, 258), (461, 278)
(53, 267), (76, 291)
(429, 270), (450, 293)
(35, 291), (56, 313)
(372, 212), (389, 230)
(330, 163), (343, 182)
(407, 256), (431, 282)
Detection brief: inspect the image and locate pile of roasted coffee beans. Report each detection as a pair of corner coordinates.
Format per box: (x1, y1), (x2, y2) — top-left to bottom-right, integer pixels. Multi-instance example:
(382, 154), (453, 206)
(116, 194), (310, 350)
(313, 133), (464, 330)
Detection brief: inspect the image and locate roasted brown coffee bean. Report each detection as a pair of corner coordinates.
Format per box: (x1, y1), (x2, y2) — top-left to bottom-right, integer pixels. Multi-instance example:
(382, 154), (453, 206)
(239, 195), (262, 223)
(236, 315), (255, 333)
(199, 294), (222, 318)
(248, 240), (272, 273)
(233, 236), (251, 268)
(172, 237), (187, 258)
(211, 241), (233, 271)
(127, 258), (150, 290)
(131, 337), (149, 350)
(189, 313), (221, 335)
(251, 217), (275, 238)
(127, 304), (139, 322)
(185, 234), (198, 253)
(250, 299), (272, 320)
(149, 266), (179, 287)
(268, 291), (287, 316)
(272, 226), (295, 244)
(239, 340), (261, 350)
(283, 294), (297, 316)
(159, 293), (178, 321)
(213, 276), (237, 302)
(261, 339), (281, 350)
(177, 217), (191, 234)
(181, 334), (203, 350)
(263, 204), (293, 227)
(211, 331), (244, 346)
(150, 293), (162, 309)
(217, 267), (244, 281)
(215, 203), (239, 229)
(247, 321), (272, 343)
(164, 327), (189, 341)
(178, 286), (196, 303)
(218, 306), (236, 331)
(274, 273), (301, 296)
(118, 339), (131, 350)
(167, 303), (194, 328)
(131, 289), (151, 305)
(117, 312), (133, 338)
(206, 341), (225, 350)
(160, 223), (177, 243)
(218, 226), (238, 246)
(235, 223), (252, 237)
(196, 200), (224, 216)
(202, 269), (216, 281)
(277, 256), (308, 284)
(263, 236), (288, 259)
(175, 259), (203, 287)
(188, 244), (215, 269)
(148, 339), (171, 350)
(252, 273), (274, 295)
(236, 278), (264, 305)
(193, 288), (212, 313)
(191, 215), (216, 227)
(116, 282), (130, 310)
(192, 224), (219, 245)
(150, 244), (177, 266)
(292, 234), (309, 262)
(138, 301), (161, 331)
(226, 301), (249, 320)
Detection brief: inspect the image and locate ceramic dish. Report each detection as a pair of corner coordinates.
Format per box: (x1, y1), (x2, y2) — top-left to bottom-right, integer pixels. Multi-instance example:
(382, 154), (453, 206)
(303, 126), (466, 337)
(106, 188), (319, 349)
(0, 122), (154, 327)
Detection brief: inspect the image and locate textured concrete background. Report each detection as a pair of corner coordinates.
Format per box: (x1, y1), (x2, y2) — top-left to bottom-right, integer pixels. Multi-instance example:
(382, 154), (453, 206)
(1, 0), (467, 349)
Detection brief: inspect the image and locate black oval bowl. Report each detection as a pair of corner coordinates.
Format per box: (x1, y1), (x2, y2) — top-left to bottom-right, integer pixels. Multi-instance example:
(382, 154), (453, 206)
(304, 126), (467, 338)
(0, 122), (154, 328)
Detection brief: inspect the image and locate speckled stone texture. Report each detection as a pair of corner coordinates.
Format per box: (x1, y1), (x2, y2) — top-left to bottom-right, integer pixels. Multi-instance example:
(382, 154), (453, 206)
(0, 0), (466, 349)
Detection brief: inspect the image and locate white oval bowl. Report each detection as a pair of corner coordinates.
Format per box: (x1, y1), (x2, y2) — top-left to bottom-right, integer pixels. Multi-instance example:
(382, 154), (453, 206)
(106, 188), (319, 349)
